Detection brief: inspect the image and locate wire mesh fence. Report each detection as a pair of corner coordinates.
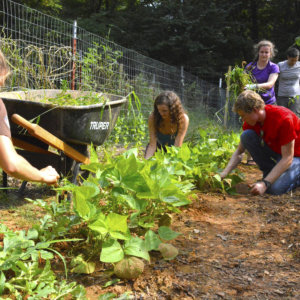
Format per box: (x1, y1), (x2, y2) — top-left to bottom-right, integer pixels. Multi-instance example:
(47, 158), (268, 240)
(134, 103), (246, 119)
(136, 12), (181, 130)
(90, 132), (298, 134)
(0, 0), (240, 146)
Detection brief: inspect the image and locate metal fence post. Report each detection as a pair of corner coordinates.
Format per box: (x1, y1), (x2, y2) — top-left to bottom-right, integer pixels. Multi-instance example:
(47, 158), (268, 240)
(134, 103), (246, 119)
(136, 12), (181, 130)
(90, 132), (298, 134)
(152, 74), (156, 100)
(71, 20), (77, 90)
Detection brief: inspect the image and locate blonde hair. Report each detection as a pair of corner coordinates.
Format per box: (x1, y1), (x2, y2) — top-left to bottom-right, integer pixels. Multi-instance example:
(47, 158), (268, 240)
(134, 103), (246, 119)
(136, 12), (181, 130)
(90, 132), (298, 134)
(0, 50), (10, 87)
(253, 40), (277, 61)
(233, 90), (265, 113)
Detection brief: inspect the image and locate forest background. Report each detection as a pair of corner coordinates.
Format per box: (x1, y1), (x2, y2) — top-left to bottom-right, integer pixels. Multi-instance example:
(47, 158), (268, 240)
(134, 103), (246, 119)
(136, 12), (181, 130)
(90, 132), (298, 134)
(10, 0), (300, 82)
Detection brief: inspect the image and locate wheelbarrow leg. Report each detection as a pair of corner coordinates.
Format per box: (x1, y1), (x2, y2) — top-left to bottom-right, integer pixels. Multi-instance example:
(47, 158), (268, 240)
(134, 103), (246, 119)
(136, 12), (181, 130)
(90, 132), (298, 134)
(59, 162), (82, 202)
(2, 171), (7, 193)
(2, 172), (27, 195)
(68, 144), (89, 185)
(71, 162), (82, 185)
(18, 181), (28, 195)
(58, 161), (82, 202)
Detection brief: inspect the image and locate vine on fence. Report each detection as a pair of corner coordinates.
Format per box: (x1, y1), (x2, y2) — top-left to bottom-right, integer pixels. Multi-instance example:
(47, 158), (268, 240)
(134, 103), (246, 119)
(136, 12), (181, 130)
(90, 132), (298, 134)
(1, 36), (73, 90)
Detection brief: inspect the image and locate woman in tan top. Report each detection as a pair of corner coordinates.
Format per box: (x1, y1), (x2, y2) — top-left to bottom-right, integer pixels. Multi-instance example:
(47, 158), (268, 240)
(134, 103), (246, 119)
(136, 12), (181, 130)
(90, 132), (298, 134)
(0, 50), (59, 185)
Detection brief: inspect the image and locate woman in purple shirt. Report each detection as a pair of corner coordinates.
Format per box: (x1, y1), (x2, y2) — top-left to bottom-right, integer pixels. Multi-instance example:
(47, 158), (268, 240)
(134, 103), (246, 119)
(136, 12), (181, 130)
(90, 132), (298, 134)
(244, 40), (280, 165)
(245, 40), (280, 104)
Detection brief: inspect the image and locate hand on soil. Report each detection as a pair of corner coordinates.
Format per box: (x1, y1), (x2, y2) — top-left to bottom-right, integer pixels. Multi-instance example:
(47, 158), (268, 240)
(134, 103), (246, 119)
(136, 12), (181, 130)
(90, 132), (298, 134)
(250, 181), (267, 195)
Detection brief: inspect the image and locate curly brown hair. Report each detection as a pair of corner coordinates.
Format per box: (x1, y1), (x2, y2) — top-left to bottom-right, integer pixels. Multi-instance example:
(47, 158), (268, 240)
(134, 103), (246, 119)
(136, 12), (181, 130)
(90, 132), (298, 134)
(0, 50), (10, 87)
(153, 91), (185, 132)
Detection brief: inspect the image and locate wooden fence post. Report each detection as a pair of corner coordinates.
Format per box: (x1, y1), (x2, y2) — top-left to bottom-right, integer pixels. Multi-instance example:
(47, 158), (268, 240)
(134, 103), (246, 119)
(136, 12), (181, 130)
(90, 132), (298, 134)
(119, 63), (123, 92)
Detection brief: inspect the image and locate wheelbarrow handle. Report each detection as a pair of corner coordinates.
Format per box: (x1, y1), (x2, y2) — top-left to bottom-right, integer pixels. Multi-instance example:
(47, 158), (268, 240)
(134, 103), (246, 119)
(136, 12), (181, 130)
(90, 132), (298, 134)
(12, 137), (53, 155)
(11, 114), (90, 164)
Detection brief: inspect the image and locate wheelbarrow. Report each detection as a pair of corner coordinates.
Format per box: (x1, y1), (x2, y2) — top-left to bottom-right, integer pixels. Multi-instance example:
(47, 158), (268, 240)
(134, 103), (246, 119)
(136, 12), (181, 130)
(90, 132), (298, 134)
(0, 89), (127, 192)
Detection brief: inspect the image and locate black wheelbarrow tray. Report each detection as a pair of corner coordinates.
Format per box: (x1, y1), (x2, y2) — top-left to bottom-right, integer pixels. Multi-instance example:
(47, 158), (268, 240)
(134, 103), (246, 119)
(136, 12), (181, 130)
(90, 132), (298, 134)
(0, 89), (127, 187)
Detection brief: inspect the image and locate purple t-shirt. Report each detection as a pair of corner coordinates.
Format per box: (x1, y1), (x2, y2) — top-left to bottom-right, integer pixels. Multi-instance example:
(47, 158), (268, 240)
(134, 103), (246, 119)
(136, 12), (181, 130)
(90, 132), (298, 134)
(246, 61), (280, 104)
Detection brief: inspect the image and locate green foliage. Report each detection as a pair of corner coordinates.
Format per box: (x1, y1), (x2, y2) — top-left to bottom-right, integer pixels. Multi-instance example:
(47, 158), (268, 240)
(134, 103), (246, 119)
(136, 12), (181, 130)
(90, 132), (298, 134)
(0, 36), (133, 96)
(0, 124), (243, 294)
(55, 127), (241, 265)
(225, 65), (254, 99)
(27, 198), (80, 242)
(81, 42), (131, 94)
(295, 36), (300, 47)
(154, 127), (243, 193)
(20, 0), (63, 15)
(1, 37), (73, 90)
(70, 254), (95, 274)
(0, 224), (86, 299)
(98, 291), (132, 300)
(44, 90), (108, 106)
(108, 91), (147, 147)
(4, 0), (300, 81)
(50, 145), (191, 264)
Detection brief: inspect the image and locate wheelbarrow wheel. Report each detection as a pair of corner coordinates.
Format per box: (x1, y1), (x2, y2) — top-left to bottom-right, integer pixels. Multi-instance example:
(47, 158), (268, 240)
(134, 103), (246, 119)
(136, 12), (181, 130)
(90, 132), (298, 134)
(66, 143), (90, 185)
(71, 161), (90, 185)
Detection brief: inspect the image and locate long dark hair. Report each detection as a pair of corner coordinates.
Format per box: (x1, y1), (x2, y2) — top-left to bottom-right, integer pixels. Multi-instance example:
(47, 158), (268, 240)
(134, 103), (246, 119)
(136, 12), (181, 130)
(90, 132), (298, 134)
(153, 91), (185, 132)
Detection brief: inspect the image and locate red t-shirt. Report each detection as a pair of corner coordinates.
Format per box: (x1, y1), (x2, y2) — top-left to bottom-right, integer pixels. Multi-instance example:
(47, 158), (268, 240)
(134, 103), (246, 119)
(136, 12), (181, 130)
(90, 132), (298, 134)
(0, 99), (11, 138)
(243, 105), (300, 157)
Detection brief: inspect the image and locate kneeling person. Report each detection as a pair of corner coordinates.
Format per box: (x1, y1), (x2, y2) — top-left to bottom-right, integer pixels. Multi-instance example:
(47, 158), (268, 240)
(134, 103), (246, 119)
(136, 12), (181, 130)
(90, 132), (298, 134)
(144, 91), (189, 159)
(220, 90), (300, 195)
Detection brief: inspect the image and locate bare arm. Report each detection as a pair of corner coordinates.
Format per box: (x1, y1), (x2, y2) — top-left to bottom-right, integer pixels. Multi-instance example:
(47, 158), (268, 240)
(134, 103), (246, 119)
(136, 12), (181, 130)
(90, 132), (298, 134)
(0, 135), (59, 185)
(257, 73), (279, 90)
(220, 142), (245, 179)
(144, 113), (157, 159)
(174, 114), (189, 147)
(250, 140), (294, 195)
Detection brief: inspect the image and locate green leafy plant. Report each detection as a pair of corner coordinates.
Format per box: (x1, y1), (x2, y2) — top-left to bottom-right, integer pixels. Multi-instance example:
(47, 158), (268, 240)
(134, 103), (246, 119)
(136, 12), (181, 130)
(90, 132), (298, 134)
(1, 36), (73, 90)
(98, 291), (132, 300)
(55, 146), (188, 264)
(225, 64), (254, 99)
(152, 127), (243, 194)
(293, 36), (300, 47)
(0, 224), (86, 299)
(108, 91), (147, 147)
(27, 198), (80, 242)
(80, 42), (131, 94)
(0, 124), (244, 295)
(0, 35), (133, 96)
(42, 90), (108, 106)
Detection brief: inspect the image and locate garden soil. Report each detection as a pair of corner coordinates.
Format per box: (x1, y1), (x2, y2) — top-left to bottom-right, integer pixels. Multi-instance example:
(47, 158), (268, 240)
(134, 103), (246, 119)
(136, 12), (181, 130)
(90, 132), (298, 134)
(0, 164), (299, 300)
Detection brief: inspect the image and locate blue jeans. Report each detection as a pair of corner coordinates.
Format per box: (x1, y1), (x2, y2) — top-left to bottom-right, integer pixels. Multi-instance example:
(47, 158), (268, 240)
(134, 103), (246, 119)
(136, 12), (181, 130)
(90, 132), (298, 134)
(241, 129), (300, 195)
